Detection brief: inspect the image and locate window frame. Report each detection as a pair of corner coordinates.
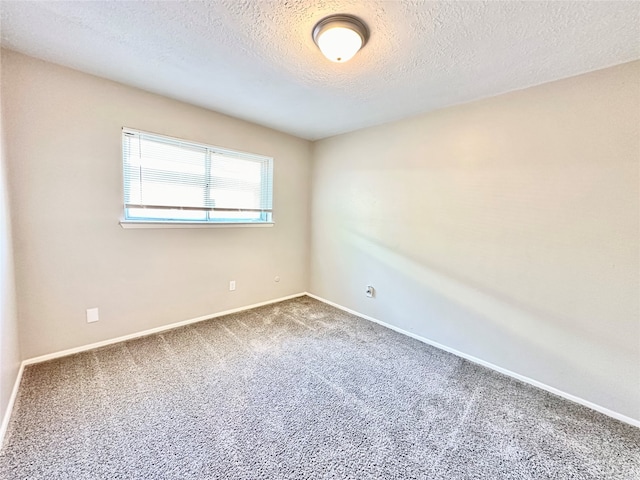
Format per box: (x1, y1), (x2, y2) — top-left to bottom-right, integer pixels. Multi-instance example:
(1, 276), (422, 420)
(120, 128), (274, 229)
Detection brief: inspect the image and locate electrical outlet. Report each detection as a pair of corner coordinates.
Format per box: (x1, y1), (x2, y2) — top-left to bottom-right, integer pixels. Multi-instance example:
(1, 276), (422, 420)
(229, 280), (236, 291)
(365, 285), (375, 298)
(86, 307), (99, 323)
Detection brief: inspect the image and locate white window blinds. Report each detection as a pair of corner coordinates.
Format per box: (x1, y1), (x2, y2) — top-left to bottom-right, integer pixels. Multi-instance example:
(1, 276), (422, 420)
(122, 129), (273, 223)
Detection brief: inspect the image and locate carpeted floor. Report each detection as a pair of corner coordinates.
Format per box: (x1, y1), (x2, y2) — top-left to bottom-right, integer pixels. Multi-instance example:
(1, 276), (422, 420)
(1, 296), (638, 479)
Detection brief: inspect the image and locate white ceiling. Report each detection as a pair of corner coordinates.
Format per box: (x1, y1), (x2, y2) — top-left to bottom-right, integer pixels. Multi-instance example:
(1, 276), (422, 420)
(1, 1), (639, 140)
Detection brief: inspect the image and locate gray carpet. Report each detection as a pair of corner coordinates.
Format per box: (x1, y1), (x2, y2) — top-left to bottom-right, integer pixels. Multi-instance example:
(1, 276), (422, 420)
(1, 296), (638, 479)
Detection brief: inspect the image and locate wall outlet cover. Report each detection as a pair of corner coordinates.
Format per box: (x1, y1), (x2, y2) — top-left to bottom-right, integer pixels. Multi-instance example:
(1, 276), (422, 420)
(86, 307), (99, 323)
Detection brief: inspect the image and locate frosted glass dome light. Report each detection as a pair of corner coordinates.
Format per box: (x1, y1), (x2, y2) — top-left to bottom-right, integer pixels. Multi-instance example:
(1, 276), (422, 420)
(313, 15), (369, 63)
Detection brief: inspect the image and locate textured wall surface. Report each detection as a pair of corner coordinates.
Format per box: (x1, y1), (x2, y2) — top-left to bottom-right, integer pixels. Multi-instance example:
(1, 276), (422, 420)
(2, 50), (312, 359)
(310, 61), (640, 420)
(1, 1), (638, 139)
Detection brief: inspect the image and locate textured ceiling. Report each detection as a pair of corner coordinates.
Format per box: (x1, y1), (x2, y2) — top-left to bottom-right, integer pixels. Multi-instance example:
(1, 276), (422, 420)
(1, 1), (639, 140)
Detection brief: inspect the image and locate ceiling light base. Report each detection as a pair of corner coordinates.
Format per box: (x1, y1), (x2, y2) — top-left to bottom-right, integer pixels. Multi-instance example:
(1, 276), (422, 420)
(312, 14), (369, 63)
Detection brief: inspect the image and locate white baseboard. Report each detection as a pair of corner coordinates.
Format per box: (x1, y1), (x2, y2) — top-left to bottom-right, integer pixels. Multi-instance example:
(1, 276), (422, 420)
(23, 292), (306, 366)
(305, 292), (640, 429)
(0, 362), (25, 448)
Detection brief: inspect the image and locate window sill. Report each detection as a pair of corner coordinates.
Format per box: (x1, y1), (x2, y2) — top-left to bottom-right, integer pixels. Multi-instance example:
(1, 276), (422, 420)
(119, 220), (275, 229)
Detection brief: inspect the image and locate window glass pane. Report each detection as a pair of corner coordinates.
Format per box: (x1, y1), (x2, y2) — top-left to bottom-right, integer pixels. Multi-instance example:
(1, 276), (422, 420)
(137, 139), (205, 175)
(209, 188), (258, 210)
(210, 211), (263, 221)
(211, 155), (262, 182)
(140, 183), (204, 208)
(127, 208), (207, 221)
(210, 154), (263, 209)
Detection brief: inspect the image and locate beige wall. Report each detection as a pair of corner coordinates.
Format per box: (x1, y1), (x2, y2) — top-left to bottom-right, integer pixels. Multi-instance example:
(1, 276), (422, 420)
(0, 58), (21, 431)
(1, 50), (312, 359)
(310, 61), (640, 420)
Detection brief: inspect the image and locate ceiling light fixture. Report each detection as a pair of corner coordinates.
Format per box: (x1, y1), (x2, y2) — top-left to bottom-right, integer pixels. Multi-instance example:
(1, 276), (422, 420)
(312, 14), (369, 63)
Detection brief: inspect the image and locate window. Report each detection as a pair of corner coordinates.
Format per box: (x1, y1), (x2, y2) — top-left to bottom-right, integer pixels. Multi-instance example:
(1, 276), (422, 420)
(122, 128), (273, 226)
